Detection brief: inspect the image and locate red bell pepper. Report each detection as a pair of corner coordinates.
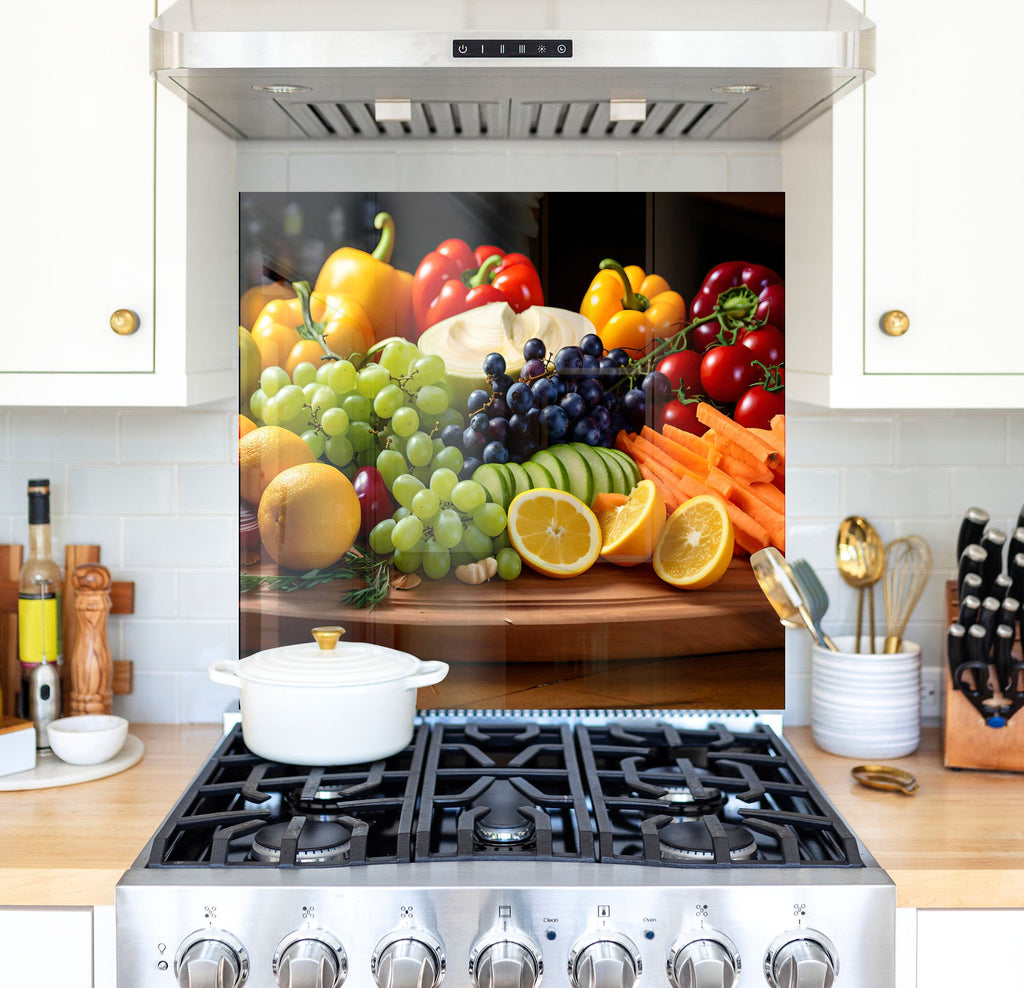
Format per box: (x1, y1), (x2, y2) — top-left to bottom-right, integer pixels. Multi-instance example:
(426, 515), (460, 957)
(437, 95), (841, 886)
(411, 239), (544, 336)
(688, 261), (784, 353)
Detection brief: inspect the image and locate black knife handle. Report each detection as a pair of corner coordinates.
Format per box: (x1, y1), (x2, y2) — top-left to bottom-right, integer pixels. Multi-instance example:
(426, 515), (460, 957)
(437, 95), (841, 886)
(980, 529), (1008, 587)
(959, 545), (989, 598)
(965, 624), (993, 699)
(990, 573), (1014, 603)
(998, 595), (1020, 631)
(995, 623), (1016, 694)
(1017, 503), (1024, 535)
(1011, 552), (1024, 604)
(1009, 527), (1024, 567)
(947, 623), (967, 690)
(957, 507), (990, 562)
(958, 594), (982, 628)
(978, 596), (1002, 648)
(955, 660), (993, 700)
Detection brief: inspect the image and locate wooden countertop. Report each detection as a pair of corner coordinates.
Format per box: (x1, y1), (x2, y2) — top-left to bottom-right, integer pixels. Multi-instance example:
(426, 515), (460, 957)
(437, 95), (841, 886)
(1, 724), (1020, 909)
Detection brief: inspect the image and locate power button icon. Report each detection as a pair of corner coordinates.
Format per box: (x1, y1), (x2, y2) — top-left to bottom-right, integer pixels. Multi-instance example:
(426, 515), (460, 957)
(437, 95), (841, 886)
(458, 44), (468, 54)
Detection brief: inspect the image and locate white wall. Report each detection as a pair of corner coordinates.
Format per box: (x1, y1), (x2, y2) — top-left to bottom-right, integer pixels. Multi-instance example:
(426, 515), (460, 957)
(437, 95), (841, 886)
(3, 141), (1020, 724)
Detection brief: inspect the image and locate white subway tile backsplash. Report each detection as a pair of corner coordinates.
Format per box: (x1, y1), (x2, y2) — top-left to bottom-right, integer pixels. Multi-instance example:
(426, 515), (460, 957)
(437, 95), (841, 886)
(396, 153), (511, 190)
(120, 410), (231, 463)
(180, 465), (238, 515)
(0, 463), (67, 515)
(122, 619), (237, 672)
(783, 468), (840, 517)
(728, 153), (783, 190)
(27, 516), (126, 569)
(787, 414), (893, 466)
(950, 468), (1024, 532)
(179, 568), (238, 619)
(898, 413), (1006, 465)
(113, 671), (181, 724)
(617, 153), (728, 191)
(508, 152), (618, 190)
(843, 467), (951, 519)
(117, 568), (180, 619)
(123, 516), (236, 568)
(68, 465), (176, 515)
(180, 672), (239, 724)
(288, 153), (398, 191)
(8, 412), (117, 463)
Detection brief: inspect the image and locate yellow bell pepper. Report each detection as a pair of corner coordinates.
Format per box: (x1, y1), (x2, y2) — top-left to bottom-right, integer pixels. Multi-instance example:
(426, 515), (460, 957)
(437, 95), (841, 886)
(313, 211), (414, 342)
(580, 258), (686, 354)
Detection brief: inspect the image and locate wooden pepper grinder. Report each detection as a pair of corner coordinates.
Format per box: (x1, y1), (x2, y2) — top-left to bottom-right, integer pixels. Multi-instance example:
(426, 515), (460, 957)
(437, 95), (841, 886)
(69, 564), (113, 715)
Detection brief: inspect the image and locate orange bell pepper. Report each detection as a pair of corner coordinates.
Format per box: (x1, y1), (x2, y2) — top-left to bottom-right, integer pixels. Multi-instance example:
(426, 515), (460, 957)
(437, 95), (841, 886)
(312, 212), (414, 342)
(580, 258), (687, 355)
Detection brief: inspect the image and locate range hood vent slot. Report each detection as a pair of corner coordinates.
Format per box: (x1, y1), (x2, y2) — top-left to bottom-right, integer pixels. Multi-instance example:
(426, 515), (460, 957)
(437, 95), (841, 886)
(281, 100), (508, 139)
(514, 100), (734, 139)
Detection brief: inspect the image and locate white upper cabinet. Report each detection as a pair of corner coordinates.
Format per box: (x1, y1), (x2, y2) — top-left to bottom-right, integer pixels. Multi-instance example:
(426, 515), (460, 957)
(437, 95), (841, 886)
(0, 0), (236, 407)
(784, 0), (1024, 408)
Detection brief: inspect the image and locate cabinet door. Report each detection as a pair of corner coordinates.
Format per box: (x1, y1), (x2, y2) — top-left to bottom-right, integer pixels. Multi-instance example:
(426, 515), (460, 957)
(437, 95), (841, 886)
(0, 907), (94, 988)
(0, 0), (154, 374)
(863, 0), (1024, 375)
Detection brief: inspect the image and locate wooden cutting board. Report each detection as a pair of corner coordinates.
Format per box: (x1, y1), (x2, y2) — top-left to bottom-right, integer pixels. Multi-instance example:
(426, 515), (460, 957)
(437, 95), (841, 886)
(240, 558), (783, 663)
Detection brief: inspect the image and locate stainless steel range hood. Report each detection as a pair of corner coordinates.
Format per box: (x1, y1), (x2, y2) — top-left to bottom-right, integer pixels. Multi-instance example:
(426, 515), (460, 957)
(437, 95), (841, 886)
(151, 0), (874, 142)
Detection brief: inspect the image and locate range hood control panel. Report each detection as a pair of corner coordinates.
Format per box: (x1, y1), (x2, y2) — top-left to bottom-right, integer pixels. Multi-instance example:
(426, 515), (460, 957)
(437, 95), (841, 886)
(452, 40), (573, 58)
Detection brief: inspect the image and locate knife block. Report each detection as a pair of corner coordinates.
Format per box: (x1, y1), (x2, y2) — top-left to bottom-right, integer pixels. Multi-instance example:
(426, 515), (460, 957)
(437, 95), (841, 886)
(943, 581), (1024, 772)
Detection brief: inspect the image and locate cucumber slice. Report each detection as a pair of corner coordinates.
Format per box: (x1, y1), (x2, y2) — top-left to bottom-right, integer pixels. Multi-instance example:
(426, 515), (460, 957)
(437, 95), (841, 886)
(546, 444), (594, 506)
(531, 449), (571, 492)
(505, 461), (532, 498)
(570, 443), (612, 499)
(594, 448), (629, 495)
(604, 446), (641, 489)
(472, 463), (512, 509)
(523, 460), (554, 489)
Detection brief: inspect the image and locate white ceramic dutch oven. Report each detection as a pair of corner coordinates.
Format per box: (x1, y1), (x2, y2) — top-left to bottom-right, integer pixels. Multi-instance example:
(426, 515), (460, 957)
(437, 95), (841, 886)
(209, 627), (448, 765)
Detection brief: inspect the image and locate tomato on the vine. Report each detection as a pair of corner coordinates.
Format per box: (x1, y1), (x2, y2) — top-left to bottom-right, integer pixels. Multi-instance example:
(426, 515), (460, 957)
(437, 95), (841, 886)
(740, 325), (785, 366)
(699, 344), (758, 404)
(733, 384), (785, 430)
(655, 350), (703, 398)
(658, 399), (707, 436)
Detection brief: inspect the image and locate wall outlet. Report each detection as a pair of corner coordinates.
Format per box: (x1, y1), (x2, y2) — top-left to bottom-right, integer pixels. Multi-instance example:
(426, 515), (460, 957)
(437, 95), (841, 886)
(920, 667), (942, 721)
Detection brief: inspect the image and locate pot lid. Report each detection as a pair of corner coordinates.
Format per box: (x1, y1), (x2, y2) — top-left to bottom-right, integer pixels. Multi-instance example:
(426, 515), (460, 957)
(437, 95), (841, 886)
(238, 627), (423, 687)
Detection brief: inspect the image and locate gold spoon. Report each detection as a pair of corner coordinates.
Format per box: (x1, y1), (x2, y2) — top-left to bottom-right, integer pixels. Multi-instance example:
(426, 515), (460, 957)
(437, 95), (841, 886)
(750, 547), (839, 651)
(836, 516), (886, 653)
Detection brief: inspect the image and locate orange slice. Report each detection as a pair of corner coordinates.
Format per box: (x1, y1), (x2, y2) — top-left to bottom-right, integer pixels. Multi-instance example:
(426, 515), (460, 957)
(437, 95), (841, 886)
(653, 494), (734, 589)
(506, 488), (602, 579)
(596, 479), (667, 567)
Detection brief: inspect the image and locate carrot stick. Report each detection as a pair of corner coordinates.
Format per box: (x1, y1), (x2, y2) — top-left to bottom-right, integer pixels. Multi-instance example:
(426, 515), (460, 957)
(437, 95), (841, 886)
(659, 424), (713, 461)
(749, 427), (786, 473)
(695, 403), (777, 465)
(628, 431), (705, 485)
(770, 414), (786, 443)
(637, 462), (681, 514)
(749, 480), (785, 515)
(706, 445), (773, 485)
(708, 468), (785, 551)
(640, 426), (709, 479)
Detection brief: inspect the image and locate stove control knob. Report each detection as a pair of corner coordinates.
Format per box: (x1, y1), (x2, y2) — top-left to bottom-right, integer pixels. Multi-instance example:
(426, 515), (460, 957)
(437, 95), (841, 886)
(174, 930), (249, 988)
(764, 931), (838, 988)
(470, 935), (543, 988)
(568, 933), (642, 988)
(273, 931), (347, 988)
(372, 931), (445, 988)
(668, 932), (740, 988)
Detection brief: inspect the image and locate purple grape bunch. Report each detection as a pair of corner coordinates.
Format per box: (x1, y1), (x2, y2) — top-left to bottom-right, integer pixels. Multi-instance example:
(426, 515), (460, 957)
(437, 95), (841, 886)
(442, 334), (646, 466)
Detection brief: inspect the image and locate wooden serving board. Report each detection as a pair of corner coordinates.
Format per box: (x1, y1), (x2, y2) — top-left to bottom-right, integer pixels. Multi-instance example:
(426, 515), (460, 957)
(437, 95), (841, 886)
(240, 558), (783, 664)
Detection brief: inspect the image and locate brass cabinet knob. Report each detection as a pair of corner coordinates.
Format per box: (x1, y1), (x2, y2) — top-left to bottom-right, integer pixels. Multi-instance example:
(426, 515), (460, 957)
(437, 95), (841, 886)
(880, 310), (910, 337)
(109, 308), (140, 336)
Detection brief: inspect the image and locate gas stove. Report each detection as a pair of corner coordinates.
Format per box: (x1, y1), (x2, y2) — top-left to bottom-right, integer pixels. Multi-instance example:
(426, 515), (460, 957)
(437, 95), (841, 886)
(117, 712), (894, 987)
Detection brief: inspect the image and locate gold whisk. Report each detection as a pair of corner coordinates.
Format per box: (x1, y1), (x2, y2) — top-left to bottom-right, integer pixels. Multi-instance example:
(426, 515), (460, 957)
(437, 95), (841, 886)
(882, 535), (932, 654)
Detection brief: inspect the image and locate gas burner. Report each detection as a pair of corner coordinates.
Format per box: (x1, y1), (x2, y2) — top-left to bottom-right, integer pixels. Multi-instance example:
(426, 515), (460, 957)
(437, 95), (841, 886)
(656, 784), (727, 817)
(658, 821), (757, 863)
(251, 820), (352, 864)
(472, 780), (536, 845)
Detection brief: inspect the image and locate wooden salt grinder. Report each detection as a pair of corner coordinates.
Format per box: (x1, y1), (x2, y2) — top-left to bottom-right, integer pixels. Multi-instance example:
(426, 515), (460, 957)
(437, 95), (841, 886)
(69, 564), (113, 715)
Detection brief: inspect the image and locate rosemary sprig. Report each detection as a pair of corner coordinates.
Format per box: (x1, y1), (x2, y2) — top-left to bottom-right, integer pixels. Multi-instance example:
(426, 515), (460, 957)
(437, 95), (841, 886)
(240, 549), (393, 610)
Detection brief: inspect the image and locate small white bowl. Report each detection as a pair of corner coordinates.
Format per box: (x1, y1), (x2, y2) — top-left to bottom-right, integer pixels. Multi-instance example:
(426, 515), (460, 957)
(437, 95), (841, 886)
(47, 715), (128, 765)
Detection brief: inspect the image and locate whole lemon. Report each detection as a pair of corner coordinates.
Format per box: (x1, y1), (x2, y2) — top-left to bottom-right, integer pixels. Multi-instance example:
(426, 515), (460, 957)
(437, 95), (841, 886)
(239, 426), (315, 506)
(258, 463), (361, 570)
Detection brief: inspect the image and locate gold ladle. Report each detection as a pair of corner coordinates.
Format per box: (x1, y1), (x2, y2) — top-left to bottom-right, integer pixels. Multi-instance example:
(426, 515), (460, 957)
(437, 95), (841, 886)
(836, 516), (886, 653)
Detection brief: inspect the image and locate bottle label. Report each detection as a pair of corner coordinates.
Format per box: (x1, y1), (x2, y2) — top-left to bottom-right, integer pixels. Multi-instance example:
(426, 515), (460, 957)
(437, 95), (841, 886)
(18, 594), (62, 666)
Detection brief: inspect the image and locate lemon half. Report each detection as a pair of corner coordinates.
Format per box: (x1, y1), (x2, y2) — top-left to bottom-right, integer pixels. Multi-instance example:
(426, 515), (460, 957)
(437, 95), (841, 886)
(506, 488), (602, 579)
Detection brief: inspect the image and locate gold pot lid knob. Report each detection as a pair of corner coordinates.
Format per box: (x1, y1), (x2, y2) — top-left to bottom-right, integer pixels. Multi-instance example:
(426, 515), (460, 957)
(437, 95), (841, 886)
(880, 310), (910, 337)
(109, 308), (140, 336)
(311, 626), (346, 650)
